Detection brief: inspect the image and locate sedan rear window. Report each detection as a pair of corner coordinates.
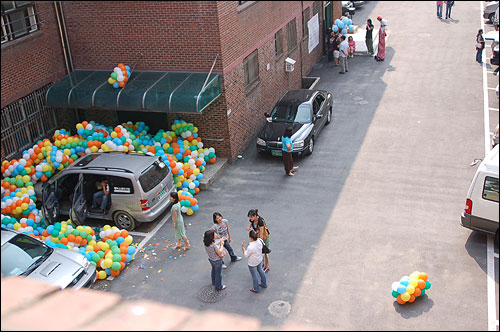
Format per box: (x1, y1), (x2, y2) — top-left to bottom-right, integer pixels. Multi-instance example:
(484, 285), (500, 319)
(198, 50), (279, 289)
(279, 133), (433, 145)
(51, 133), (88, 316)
(1, 234), (52, 276)
(270, 103), (311, 124)
(139, 160), (169, 193)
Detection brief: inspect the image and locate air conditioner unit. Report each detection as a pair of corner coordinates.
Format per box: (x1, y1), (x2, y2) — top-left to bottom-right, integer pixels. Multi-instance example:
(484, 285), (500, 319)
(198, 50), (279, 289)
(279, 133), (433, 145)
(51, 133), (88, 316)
(285, 57), (296, 72)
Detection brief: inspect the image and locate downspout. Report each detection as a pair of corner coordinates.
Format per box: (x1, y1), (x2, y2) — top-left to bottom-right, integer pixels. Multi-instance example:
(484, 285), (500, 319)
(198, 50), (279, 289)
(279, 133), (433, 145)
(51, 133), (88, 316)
(54, 1), (78, 121)
(300, 1), (304, 88)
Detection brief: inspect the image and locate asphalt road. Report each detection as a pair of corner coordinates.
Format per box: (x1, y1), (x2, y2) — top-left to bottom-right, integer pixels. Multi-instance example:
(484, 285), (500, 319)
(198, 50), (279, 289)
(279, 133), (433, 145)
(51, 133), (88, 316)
(106, 1), (499, 330)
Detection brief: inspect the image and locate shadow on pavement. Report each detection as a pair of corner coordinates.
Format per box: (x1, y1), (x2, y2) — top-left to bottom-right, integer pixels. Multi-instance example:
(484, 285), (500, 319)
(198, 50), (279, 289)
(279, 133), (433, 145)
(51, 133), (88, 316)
(392, 294), (435, 319)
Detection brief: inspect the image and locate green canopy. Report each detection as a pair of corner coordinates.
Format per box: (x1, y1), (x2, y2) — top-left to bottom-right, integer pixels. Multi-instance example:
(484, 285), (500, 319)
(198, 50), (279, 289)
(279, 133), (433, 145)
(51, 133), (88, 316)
(46, 70), (221, 113)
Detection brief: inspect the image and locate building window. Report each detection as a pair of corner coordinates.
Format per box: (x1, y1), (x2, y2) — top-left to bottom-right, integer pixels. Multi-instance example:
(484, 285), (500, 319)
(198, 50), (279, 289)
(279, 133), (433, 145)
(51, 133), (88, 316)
(302, 7), (310, 39)
(275, 28), (283, 59)
(1, 1), (39, 44)
(243, 49), (259, 89)
(1, 84), (59, 160)
(312, 1), (321, 16)
(286, 18), (297, 54)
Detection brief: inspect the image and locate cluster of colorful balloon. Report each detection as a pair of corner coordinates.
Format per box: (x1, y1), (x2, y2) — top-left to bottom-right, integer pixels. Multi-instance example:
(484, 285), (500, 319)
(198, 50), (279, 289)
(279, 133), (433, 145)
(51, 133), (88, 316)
(1, 187), (39, 220)
(108, 63), (131, 88)
(178, 190), (199, 216)
(391, 271), (431, 304)
(333, 17), (354, 35)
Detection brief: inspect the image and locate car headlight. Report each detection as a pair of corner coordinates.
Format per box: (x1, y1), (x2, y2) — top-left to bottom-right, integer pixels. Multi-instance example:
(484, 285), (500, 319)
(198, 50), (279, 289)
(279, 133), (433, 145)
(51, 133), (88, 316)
(294, 140), (304, 148)
(83, 259), (91, 273)
(257, 138), (266, 146)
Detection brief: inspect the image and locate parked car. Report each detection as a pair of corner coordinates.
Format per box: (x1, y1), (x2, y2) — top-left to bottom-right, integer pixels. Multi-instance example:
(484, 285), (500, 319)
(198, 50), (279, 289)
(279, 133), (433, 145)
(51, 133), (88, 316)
(491, 44), (499, 66)
(460, 145), (499, 245)
(256, 89), (333, 157)
(341, 1), (356, 18)
(1, 227), (96, 289)
(352, 1), (365, 8)
(36, 152), (176, 230)
(492, 124), (499, 148)
(483, 1), (499, 22)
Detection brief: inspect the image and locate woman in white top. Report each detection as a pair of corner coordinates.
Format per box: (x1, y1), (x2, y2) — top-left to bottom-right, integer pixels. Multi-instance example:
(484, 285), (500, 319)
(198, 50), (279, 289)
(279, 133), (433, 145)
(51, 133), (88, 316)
(241, 230), (268, 293)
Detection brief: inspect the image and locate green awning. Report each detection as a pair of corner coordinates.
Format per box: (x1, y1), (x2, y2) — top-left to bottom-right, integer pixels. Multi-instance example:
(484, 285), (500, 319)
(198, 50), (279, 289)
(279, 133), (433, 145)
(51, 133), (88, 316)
(45, 70), (221, 113)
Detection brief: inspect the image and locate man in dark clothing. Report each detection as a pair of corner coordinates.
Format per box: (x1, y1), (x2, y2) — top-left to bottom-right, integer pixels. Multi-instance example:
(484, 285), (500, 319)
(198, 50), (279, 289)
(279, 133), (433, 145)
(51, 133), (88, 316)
(365, 18), (374, 55)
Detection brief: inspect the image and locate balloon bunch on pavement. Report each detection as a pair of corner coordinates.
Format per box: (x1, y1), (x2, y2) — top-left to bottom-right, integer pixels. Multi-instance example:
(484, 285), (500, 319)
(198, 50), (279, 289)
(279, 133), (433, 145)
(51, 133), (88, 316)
(392, 271), (431, 304)
(108, 63), (131, 88)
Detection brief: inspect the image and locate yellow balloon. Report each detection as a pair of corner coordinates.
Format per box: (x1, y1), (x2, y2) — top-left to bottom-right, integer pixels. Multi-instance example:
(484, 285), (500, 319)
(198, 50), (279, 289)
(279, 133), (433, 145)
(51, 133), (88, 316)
(103, 225), (111, 230)
(22, 175), (31, 183)
(77, 226), (84, 231)
(104, 258), (113, 268)
(98, 271), (107, 280)
(86, 245), (94, 252)
(76, 123), (84, 129)
(21, 203), (29, 210)
(89, 240), (97, 247)
(406, 285), (415, 295)
(90, 146), (98, 153)
(111, 132), (118, 138)
(125, 236), (133, 244)
(13, 222), (21, 230)
(61, 139), (67, 145)
(409, 278), (418, 287)
(401, 292), (410, 302)
(108, 77), (117, 84)
(187, 207), (194, 216)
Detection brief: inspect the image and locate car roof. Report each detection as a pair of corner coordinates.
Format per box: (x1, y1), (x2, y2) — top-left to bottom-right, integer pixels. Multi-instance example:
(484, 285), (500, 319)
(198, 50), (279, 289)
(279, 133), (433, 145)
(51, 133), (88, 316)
(1, 228), (18, 246)
(68, 153), (159, 176)
(278, 89), (321, 105)
(481, 145), (499, 173)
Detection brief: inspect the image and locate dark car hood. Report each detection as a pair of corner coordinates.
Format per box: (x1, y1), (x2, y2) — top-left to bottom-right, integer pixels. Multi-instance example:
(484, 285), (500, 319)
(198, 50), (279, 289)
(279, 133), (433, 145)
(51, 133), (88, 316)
(259, 122), (313, 141)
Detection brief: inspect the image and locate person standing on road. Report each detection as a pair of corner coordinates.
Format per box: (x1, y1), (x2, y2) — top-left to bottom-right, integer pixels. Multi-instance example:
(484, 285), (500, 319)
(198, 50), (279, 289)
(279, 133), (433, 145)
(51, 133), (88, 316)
(375, 16), (387, 61)
(476, 29), (485, 64)
(246, 209), (270, 272)
(436, 1), (444, 19)
(241, 230), (268, 293)
(282, 126), (298, 176)
(211, 212), (242, 269)
(339, 35), (349, 74)
(445, 1), (454, 19)
(365, 18), (374, 55)
(333, 33), (341, 66)
(204, 230), (226, 291)
(327, 29), (334, 62)
(170, 192), (190, 250)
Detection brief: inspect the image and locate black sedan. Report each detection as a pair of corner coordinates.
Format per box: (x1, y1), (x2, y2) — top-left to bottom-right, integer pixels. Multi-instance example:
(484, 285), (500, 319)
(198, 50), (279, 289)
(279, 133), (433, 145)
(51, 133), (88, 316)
(256, 89), (333, 157)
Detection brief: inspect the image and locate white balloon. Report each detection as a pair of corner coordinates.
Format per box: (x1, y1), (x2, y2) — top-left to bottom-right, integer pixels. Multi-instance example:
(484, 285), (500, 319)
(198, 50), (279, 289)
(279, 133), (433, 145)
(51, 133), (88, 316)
(28, 148), (34, 154)
(197, 142), (203, 148)
(86, 124), (93, 130)
(190, 174), (197, 181)
(19, 159), (27, 166)
(188, 182), (195, 189)
(114, 67), (122, 74)
(22, 154), (30, 161)
(181, 206), (188, 213)
(117, 75), (124, 82)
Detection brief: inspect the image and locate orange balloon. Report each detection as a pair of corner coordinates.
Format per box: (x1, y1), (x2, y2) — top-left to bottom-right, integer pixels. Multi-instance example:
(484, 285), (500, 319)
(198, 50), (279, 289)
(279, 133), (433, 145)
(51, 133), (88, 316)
(417, 279), (426, 290)
(93, 245), (101, 252)
(118, 63), (125, 69)
(60, 237), (68, 245)
(120, 246), (128, 254)
(120, 254), (127, 262)
(111, 269), (120, 277)
(75, 235), (82, 244)
(418, 272), (428, 281)
(119, 262), (125, 271)
(118, 81), (125, 88)
(121, 230), (129, 238)
(23, 197), (30, 204)
(67, 234), (75, 242)
(414, 288), (421, 297)
(396, 295), (406, 305)
(408, 295), (416, 303)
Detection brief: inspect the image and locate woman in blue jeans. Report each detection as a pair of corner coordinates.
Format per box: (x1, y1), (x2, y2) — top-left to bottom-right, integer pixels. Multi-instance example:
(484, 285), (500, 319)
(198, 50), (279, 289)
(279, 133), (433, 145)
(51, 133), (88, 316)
(241, 230), (268, 293)
(476, 29), (485, 64)
(204, 230), (226, 291)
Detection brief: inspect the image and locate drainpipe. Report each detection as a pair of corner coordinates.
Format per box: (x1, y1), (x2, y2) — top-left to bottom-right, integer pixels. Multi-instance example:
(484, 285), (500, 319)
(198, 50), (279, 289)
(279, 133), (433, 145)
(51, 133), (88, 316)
(300, 1), (304, 88)
(54, 1), (79, 122)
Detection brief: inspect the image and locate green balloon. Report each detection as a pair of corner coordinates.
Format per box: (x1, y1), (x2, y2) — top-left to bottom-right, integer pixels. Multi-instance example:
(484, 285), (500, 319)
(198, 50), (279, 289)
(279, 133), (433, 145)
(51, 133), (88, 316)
(420, 289), (426, 296)
(72, 229), (80, 237)
(111, 262), (121, 271)
(113, 254), (122, 262)
(16, 179), (24, 187)
(97, 251), (105, 258)
(64, 229), (71, 237)
(425, 281), (431, 290)
(111, 72), (117, 80)
(391, 290), (399, 298)
(91, 253), (100, 262)
(90, 261), (97, 267)
(111, 247), (121, 255)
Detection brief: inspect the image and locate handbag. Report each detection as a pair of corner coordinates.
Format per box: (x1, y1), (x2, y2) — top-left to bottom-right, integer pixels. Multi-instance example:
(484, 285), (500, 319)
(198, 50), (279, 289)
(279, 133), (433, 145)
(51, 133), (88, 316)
(260, 217), (270, 241)
(475, 42), (482, 49)
(259, 238), (271, 254)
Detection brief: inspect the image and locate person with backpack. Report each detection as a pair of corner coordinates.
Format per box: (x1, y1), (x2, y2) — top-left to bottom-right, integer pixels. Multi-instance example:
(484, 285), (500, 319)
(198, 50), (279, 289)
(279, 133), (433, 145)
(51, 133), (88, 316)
(241, 230), (268, 293)
(246, 209), (270, 272)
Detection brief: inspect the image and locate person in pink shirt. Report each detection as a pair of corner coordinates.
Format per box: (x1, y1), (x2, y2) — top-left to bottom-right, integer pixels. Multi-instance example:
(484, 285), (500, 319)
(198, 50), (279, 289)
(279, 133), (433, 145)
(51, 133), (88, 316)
(347, 36), (356, 57)
(436, 1), (444, 19)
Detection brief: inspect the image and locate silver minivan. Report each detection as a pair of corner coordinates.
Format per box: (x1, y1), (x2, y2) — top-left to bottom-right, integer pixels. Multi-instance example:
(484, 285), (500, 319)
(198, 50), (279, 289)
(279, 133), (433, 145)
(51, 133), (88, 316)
(39, 153), (176, 230)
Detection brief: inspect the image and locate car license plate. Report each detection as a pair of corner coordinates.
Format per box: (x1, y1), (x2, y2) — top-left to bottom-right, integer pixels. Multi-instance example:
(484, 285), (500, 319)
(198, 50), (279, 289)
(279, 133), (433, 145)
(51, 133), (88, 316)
(157, 188), (167, 199)
(271, 150), (282, 156)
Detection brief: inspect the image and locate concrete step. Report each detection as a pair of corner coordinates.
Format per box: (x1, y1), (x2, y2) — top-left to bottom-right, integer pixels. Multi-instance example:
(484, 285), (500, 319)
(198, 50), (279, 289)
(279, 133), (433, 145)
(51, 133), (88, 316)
(199, 158), (228, 190)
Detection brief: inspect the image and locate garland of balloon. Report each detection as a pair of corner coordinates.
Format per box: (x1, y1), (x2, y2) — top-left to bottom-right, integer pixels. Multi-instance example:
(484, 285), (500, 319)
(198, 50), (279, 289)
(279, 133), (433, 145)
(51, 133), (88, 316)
(332, 17), (355, 35)
(1, 117), (217, 281)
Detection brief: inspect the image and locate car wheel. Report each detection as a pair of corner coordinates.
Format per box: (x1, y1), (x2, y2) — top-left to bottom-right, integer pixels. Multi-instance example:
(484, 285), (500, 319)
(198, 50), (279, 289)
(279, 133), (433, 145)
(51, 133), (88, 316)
(113, 211), (136, 230)
(326, 107), (332, 125)
(307, 137), (314, 155)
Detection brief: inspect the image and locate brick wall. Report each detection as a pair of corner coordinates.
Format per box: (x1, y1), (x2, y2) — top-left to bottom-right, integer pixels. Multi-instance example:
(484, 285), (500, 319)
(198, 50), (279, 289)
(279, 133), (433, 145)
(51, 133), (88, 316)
(1, 1), (68, 108)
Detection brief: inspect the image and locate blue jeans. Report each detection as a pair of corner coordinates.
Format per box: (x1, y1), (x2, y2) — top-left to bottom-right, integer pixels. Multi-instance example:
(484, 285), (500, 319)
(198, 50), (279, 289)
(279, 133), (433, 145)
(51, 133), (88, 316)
(92, 191), (108, 210)
(209, 259), (223, 290)
(437, 4), (443, 18)
(476, 48), (483, 63)
(248, 263), (267, 292)
(223, 240), (238, 262)
(445, 3), (452, 18)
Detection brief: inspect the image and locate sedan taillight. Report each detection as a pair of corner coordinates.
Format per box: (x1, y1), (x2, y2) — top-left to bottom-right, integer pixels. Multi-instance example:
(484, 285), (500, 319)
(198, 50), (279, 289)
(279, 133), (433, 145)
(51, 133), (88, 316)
(464, 199), (472, 214)
(140, 199), (150, 211)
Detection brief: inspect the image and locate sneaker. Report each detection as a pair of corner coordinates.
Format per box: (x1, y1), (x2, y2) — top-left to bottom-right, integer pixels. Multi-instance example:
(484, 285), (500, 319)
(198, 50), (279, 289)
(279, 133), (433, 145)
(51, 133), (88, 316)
(259, 284), (268, 288)
(222, 264), (228, 269)
(339, 72), (345, 74)
(232, 256), (242, 262)
(218, 285), (227, 291)
(346, 70), (348, 72)
(249, 288), (259, 293)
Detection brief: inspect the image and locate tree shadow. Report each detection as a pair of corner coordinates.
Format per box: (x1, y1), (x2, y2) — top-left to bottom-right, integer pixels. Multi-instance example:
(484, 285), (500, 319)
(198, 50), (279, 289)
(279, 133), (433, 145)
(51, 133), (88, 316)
(392, 295), (435, 319)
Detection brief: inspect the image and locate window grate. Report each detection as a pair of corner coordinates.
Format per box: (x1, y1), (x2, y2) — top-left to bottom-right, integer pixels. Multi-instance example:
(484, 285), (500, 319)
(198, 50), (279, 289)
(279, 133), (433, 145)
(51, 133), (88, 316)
(243, 49), (259, 89)
(1, 1), (40, 44)
(286, 18), (297, 54)
(1, 84), (59, 160)
(275, 28), (283, 58)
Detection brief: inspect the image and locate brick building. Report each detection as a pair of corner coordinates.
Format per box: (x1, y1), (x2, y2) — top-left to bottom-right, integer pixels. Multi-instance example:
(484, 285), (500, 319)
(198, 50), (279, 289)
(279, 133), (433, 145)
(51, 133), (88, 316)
(2, 1), (343, 162)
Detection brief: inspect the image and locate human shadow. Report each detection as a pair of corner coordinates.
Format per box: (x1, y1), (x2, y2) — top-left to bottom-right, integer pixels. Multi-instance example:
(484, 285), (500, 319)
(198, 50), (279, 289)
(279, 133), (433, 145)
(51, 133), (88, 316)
(440, 18), (460, 24)
(392, 295), (435, 319)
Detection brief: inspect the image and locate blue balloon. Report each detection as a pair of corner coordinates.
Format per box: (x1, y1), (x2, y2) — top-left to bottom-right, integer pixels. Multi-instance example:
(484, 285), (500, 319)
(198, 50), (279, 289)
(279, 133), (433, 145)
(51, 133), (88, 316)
(400, 279), (409, 286)
(125, 65), (130, 71)
(347, 19), (352, 26)
(332, 25), (339, 32)
(342, 17), (349, 24)
(192, 204), (199, 212)
(337, 21), (344, 29)
(335, 19), (341, 26)
(342, 28), (347, 35)
(113, 82), (119, 89)
(349, 25), (354, 32)
(397, 285), (407, 294)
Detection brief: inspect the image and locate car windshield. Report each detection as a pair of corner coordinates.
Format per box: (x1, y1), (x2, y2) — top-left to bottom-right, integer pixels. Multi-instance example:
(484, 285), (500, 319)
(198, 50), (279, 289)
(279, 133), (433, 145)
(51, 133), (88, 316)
(139, 160), (169, 193)
(270, 103), (311, 124)
(1, 234), (52, 276)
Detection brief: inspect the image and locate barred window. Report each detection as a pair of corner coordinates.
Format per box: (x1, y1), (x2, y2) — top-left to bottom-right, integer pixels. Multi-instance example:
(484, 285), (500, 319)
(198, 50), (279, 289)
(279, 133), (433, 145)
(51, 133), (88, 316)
(286, 18), (297, 54)
(1, 1), (40, 44)
(313, 1), (321, 16)
(302, 7), (310, 38)
(243, 49), (259, 89)
(275, 28), (283, 59)
(1, 84), (59, 160)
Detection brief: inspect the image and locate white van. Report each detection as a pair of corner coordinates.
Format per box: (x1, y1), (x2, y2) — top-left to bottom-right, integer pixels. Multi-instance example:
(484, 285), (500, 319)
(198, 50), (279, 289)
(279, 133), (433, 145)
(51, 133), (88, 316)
(461, 145), (499, 243)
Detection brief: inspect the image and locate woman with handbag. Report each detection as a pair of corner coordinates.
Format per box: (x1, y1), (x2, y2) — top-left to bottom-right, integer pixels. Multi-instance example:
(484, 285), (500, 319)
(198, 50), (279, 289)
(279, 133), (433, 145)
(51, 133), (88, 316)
(241, 230), (268, 293)
(246, 209), (270, 272)
(204, 230), (226, 291)
(476, 29), (485, 64)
